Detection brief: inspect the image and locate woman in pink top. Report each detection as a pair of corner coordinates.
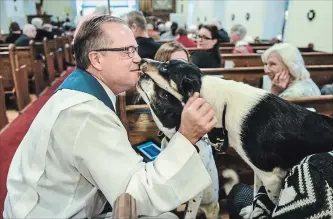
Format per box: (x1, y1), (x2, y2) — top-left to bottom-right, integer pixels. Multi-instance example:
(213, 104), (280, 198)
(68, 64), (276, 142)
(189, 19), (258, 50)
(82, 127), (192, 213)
(230, 24), (254, 54)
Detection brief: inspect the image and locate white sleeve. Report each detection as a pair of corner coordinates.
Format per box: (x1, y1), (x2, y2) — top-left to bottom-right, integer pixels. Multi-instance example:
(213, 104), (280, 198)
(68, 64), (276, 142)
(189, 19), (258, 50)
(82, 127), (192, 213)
(73, 111), (211, 216)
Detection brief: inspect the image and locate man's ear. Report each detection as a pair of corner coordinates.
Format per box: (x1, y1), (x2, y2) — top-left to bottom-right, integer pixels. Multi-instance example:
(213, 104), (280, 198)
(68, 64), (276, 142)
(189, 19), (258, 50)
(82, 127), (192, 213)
(88, 52), (103, 71)
(180, 74), (201, 100)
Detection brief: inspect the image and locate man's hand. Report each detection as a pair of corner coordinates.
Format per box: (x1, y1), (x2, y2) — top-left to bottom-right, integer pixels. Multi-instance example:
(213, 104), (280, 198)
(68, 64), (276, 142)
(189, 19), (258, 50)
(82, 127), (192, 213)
(179, 92), (217, 144)
(271, 70), (290, 95)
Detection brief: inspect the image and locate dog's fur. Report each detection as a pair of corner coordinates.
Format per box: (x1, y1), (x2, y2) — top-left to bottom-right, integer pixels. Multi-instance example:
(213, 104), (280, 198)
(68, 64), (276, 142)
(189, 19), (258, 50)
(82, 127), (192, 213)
(137, 59), (333, 217)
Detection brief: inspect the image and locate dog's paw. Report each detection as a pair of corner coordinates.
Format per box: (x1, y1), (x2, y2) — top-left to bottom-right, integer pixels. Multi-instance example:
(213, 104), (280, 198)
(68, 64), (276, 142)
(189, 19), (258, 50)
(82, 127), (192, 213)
(239, 205), (253, 219)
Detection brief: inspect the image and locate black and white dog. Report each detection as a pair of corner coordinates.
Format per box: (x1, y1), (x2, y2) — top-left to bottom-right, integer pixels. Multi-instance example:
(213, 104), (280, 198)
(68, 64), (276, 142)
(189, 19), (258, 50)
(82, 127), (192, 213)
(136, 59), (333, 217)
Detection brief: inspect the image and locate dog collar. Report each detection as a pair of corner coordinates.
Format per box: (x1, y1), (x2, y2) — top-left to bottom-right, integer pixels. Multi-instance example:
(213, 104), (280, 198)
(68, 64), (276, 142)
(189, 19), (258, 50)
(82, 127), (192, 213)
(159, 105), (229, 153)
(203, 104), (229, 154)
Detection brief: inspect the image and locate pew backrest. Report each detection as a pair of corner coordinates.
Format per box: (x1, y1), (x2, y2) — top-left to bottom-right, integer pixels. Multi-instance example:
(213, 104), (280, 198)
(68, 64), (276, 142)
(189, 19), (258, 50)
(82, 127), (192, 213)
(0, 76), (9, 131)
(221, 52), (333, 67)
(0, 48), (30, 111)
(201, 65), (333, 89)
(219, 42), (274, 47)
(287, 95), (333, 117)
(0, 47), (16, 90)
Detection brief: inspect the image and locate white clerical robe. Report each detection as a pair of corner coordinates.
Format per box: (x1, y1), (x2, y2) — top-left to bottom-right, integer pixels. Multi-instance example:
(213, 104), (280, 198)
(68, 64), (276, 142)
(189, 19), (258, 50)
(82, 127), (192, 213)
(3, 79), (212, 218)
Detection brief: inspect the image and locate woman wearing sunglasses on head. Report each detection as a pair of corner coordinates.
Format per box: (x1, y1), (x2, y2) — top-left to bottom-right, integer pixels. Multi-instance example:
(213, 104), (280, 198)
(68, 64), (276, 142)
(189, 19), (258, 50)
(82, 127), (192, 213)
(191, 25), (221, 68)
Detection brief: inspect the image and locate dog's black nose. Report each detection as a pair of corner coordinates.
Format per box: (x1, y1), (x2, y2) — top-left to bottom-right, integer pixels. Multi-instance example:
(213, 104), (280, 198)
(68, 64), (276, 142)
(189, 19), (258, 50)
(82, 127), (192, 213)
(140, 59), (147, 66)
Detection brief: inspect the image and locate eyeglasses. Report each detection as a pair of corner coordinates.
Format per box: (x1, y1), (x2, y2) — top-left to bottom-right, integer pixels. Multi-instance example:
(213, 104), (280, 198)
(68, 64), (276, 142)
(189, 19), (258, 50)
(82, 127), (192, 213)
(194, 34), (213, 40)
(90, 46), (138, 58)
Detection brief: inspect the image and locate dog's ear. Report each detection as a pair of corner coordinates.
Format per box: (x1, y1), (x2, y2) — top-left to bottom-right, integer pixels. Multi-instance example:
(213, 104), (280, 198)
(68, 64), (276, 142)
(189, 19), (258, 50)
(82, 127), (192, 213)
(180, 74), (201, 101)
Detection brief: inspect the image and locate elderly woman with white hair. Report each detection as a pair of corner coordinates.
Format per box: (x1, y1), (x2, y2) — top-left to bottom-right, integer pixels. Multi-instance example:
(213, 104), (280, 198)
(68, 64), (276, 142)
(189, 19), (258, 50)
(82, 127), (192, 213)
(230, 24), (254, 53)
(14, 24), (37, 46)
(261, 43), (321, 98)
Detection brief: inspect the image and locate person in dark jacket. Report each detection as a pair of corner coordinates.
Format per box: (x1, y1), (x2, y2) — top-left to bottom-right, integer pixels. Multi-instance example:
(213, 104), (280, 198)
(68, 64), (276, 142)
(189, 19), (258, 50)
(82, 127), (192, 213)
(218, 28), (230, 43)
(214, 20), (230, 42)
(15, 24), (37, 46)
(191, 25), (221, 68)
(5, 22), (22, 43)
(125, 11), (162, 59)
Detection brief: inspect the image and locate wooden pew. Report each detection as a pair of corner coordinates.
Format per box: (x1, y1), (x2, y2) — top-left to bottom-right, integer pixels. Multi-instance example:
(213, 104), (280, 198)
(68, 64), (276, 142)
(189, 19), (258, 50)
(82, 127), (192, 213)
(43, 38), (64, 75)
(219, 42), (274, 47)
(117, 93), (161, 145)
(187, 46), (314, 54)
(62, 35), (75, 65)
(287, 95), (333, 117)
(1, 42), (46, 95)
(112, 193), (137, 219)
(35, 42), (56, 84)
(0, 76), (9, 131)
(0, 44), (11, 47)
(201, 65), (333, 89)
(243, 46), (312, 54)
(15, 42), (45, 95)
(63, 43), (71, 67)
(221, 52), (333, 67)
(55, 35), (73, 69)
(0, 47), (30, 111)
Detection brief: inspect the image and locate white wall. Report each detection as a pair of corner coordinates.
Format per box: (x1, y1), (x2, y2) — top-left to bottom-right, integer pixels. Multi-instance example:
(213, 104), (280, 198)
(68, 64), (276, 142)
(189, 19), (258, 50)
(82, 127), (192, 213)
(187, 0), (217, 27)
(284, 0), (333, 52)
(173, 0), (188, 28)
(24, 0), (38, 16)
(0, 0), (74, 34)
(262, 0), (286, 40)
(215, 0), (226, 27)
(0, 0), (31, 34)
(182, 0), (286, 40)
(42, 0), (77, 22)
(223, 0), (265, 38)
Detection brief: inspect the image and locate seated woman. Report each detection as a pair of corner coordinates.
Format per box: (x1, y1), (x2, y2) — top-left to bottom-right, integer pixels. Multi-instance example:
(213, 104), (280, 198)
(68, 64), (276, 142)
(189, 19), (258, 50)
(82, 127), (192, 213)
(191, 25), (221, 68)
(230, 24), (254, 53)
(261, 43), (321, 98)
(154, 41), (190, 62)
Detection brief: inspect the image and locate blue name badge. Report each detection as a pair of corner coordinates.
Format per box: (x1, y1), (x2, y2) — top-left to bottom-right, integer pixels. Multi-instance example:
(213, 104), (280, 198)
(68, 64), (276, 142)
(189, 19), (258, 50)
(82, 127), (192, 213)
(136, 141), (162, 161)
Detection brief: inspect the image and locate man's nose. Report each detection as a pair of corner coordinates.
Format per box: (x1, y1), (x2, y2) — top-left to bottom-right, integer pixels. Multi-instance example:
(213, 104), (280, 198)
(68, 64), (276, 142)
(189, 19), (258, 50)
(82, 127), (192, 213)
(133, 51), (141, 63)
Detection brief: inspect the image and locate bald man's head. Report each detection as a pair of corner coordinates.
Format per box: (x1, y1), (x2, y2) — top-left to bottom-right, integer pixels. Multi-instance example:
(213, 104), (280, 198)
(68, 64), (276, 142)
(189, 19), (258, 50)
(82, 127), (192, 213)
(23, 24), (37, 39)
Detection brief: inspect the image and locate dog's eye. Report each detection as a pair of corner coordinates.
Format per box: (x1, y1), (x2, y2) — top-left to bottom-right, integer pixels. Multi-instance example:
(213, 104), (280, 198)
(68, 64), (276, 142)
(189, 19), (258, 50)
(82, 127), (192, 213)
(159, 92), (169, 99)
(161, 65), (168, 72)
